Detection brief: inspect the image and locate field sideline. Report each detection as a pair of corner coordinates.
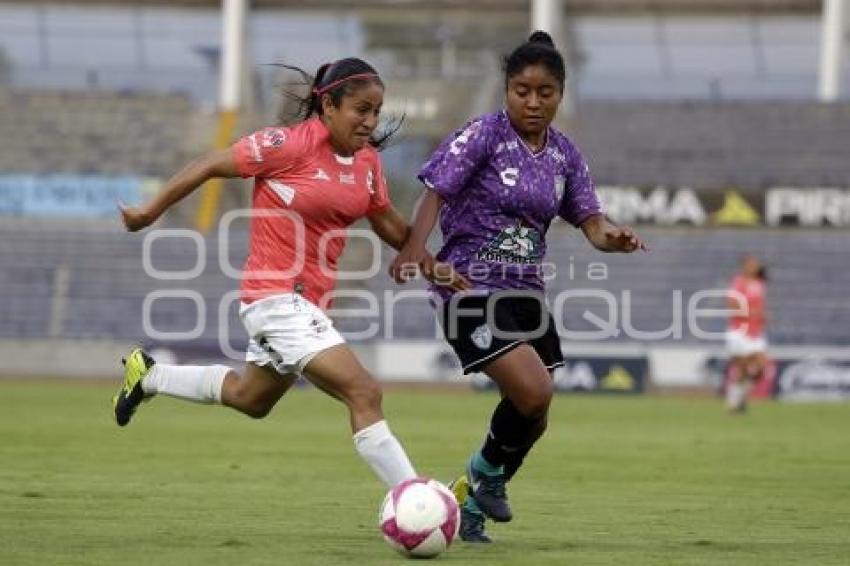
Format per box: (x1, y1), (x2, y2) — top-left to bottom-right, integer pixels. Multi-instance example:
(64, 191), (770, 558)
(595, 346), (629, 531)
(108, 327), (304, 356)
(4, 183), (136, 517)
(1, 380), (848, 565)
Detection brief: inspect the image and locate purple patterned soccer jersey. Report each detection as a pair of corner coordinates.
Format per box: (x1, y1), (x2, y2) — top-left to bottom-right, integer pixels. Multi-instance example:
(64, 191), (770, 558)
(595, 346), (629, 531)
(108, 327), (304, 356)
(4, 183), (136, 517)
(418, 110), (601, 298)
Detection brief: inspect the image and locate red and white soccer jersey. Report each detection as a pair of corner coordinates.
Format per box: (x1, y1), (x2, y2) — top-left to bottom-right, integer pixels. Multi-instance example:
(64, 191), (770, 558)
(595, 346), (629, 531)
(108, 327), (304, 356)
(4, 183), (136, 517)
(232, 117), (390, 307)
(726, 275), (767, 355)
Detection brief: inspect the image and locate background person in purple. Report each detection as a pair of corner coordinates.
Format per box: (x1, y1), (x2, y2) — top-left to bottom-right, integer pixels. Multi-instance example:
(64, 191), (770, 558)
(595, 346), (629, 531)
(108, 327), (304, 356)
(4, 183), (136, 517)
(390, 31), (646, 543)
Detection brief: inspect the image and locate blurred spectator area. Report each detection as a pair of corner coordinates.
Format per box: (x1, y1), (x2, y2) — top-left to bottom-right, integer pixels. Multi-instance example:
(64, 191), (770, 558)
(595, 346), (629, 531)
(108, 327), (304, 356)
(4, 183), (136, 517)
(569, 101), (850, 188)
(0, 87), (194, 176)
(0, 2), (843, 106)
(0, 219), (846, 347)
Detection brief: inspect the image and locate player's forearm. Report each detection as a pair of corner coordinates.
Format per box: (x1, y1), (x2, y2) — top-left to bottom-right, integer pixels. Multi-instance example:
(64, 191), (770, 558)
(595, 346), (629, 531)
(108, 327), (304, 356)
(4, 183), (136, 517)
(580, 214), (615, 251)
(406, 190), (442, 249)
(143, 150), (236, 221)
(370, 207), (411, 251)
(379, 218), (411, 251)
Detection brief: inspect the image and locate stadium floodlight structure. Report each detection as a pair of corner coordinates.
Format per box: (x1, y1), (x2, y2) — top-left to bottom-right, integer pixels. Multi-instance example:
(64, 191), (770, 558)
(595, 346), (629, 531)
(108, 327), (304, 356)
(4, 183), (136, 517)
(818, 0), (846, 101)
(196, 0), (248, 233)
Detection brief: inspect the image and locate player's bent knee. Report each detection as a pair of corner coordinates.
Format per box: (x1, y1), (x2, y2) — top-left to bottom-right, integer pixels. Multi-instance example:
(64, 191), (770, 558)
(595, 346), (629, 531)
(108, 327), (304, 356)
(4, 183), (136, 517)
(346, 377), (383, 413)
(516, 379), (554, 419)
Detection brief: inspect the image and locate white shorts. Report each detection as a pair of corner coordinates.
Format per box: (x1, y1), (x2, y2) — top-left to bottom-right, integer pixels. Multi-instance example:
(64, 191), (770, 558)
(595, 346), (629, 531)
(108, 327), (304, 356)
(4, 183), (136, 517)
(725, 328), (767, 357)
(240, 293), (345, 376)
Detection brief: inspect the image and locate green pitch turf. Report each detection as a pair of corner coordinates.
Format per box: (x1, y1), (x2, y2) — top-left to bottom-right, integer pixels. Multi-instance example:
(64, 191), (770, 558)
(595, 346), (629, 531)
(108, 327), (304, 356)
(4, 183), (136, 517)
(1, 381), (848, 566)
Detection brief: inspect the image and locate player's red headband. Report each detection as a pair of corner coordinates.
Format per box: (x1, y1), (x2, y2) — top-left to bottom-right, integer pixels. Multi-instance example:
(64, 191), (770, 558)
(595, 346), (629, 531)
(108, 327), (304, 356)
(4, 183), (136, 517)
(313, 72), (380, 96)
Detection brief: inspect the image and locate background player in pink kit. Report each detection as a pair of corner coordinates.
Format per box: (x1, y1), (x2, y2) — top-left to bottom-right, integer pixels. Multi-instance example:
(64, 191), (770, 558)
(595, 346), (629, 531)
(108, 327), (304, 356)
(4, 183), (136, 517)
(114, 57), (467, 489)
(725, 254), (769, 413)
(390, 32), (645, 542)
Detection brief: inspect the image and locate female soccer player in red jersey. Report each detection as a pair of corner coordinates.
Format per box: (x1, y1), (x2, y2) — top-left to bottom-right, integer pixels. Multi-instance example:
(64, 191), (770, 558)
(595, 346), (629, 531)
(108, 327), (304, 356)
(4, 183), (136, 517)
(114, 58), (467, 488)
(725, 254), (769, 413)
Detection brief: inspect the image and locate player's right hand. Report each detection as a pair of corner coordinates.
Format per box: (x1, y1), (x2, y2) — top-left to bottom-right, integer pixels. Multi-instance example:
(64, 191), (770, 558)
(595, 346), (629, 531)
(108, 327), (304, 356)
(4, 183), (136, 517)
(118, 202), (153, 232)
(389, 244), (429, 284)
(389, 246), (471, 291)
(426, 260), (472, 292)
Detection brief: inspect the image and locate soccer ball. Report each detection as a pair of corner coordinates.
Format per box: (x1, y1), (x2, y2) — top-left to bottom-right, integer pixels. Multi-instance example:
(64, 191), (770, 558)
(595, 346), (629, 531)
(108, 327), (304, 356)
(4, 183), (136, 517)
(379, 477), (460, 558)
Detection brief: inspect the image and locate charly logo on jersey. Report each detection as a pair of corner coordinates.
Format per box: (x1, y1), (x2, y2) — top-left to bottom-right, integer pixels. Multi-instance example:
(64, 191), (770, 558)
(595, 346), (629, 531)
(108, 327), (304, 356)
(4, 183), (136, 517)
(471, 324), (493, 350)
(366, 169), (375, 194)
(475, 223), (543, 264)
(312, 168), (331, 181)
(500, 167), (520, 187)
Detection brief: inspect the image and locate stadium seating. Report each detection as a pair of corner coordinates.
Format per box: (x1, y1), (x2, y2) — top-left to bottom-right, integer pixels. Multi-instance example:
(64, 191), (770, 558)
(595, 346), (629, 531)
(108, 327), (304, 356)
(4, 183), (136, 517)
(1, 219), (846, 348)
(570, 101), (850, 187)
(0, 88), (192, 176)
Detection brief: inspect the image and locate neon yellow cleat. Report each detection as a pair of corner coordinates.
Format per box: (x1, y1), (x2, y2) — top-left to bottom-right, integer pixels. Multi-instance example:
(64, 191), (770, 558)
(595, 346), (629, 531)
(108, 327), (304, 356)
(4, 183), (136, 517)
(448, 473), (470, 507)
(112, 348), (155, 427)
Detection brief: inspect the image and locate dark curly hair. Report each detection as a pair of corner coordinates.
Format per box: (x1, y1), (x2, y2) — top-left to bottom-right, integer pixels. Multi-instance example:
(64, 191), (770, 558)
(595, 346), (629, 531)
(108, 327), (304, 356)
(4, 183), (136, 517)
(275, 57), (400, 150)
(503, 30), (566, 92)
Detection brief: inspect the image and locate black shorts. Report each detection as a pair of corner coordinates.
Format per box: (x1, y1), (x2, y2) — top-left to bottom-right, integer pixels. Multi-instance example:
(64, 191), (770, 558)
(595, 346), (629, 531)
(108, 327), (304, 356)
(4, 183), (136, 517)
(438, 292), (564, 375)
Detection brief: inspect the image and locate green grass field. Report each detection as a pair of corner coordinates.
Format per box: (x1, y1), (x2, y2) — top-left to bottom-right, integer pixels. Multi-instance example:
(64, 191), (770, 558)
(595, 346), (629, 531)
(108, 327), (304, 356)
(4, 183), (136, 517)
(1, 381), (848, 566)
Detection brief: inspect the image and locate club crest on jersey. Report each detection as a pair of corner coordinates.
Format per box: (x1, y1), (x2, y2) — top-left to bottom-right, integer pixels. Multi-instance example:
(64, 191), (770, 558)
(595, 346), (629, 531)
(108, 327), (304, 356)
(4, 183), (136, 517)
(339, 172), (355, 185)
(261, 128), (286, 148)
(471, 324), (493, 350)
(366, 170), (375, 194)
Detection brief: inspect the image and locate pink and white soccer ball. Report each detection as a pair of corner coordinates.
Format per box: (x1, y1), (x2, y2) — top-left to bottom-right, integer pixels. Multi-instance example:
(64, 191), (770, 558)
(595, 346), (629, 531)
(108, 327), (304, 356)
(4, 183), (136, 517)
(379, 477), (460, 558)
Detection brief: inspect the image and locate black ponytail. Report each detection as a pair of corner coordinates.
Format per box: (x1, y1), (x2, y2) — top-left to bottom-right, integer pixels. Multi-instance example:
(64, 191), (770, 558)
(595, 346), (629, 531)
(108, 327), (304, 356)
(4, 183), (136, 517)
(503, 30), (566, 92)
(275, 58), (401, 150)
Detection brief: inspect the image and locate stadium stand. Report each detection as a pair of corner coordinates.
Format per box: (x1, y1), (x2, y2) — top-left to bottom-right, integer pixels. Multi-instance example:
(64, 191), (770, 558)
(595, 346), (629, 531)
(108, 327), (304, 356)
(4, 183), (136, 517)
(571, 101), (850, 187)
(1, 219), (846, 347)
(0, 88), (193, 176)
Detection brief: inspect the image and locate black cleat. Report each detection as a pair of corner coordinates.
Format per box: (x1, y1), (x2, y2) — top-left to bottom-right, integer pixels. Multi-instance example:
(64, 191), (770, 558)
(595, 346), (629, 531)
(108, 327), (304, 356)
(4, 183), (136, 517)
(112, 348), (155, 427)
(459, 506), (492, 543)
(468, 463), (512, 522)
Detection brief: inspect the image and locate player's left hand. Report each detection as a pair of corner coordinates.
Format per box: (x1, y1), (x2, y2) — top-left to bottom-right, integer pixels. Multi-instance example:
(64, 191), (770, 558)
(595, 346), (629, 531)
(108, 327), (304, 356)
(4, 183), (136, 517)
(601, 225), (647, 253)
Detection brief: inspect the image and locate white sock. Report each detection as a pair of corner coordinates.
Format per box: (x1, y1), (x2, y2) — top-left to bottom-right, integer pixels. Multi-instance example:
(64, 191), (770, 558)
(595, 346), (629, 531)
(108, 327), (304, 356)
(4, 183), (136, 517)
(353, 420), (417, 487)
(141, 364), (229, 404)
(726, 381), (747, 409)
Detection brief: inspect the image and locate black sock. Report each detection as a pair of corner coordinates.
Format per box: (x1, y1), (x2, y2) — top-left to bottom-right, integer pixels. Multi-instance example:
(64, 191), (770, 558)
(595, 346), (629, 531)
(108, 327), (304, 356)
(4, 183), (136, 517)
(480, 398), (541, 468)
(504, 417), (546, 481)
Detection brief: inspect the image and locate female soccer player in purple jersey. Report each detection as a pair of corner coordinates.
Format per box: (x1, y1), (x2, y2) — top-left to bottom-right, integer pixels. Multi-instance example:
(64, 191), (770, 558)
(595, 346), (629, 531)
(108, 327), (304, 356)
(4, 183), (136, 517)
(390, 31), (646, 542)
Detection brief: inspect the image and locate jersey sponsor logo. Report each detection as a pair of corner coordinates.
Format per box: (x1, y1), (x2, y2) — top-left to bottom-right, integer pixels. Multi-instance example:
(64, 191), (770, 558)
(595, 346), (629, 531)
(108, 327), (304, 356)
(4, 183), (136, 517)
(339, 172), (355, 185)
(266, 179), (296, 205)
(312, 168), (331, 181)
(475, 223), (543, 264)
(471, 324), (493, 350)
(261, 128), (286, 148)
(499, 167), (519, 187)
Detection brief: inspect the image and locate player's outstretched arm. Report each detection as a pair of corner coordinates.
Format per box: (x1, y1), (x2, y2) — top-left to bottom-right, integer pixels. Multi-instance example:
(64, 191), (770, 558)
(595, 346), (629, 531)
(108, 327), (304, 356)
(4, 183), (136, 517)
(580, 214), (647, 253)
(119, 148), (239, 232)
(367, 205), (411, 251)
(388, 190), (442, 283)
